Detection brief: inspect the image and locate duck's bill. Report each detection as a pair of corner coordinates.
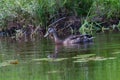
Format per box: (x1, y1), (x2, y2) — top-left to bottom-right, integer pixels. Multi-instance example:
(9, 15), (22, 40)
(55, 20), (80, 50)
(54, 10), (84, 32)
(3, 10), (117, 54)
(44, 32), (49, 37)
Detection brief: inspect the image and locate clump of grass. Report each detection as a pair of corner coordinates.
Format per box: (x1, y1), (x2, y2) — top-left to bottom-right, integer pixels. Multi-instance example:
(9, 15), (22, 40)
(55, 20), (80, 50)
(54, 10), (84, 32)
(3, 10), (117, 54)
(88, 0), (120, 20)
(117, 21), (120, 31)
(79, 0), (120, 34)
(0, 0), (36, 27)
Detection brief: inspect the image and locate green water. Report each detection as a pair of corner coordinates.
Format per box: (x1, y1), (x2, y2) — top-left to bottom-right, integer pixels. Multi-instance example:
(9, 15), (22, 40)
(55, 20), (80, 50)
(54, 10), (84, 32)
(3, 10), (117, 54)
(0, 32), (120, 80)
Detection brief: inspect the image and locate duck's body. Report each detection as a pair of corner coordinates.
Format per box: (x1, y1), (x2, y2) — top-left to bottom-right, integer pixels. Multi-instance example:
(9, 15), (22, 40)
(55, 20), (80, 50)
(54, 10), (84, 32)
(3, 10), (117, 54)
(44, 28), (94, 45)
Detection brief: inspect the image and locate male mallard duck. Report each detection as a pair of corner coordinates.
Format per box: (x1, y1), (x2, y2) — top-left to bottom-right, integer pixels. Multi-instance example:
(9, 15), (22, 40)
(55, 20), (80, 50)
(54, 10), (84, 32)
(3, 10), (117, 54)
(44, 27), (94, 45)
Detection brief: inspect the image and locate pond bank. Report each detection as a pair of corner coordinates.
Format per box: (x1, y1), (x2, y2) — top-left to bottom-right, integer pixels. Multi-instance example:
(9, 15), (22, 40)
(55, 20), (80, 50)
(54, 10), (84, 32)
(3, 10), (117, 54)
(0, 16), (120, 41)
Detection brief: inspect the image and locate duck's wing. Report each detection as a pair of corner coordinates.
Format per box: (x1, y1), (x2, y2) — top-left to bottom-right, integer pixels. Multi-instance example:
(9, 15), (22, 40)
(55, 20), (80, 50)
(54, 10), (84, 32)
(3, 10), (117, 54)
(71, 35), (94, 43)
(68, 35), (84, 39)
(65, 34), (94, 44)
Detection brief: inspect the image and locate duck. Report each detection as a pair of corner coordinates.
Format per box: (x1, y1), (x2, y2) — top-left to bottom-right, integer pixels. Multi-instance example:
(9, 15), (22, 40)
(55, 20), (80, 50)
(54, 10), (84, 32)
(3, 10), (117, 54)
(44, 27), (94, 45)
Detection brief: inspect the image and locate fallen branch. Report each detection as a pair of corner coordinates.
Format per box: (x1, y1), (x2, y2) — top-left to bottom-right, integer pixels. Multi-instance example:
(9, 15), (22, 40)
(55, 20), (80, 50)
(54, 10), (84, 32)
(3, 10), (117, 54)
(48, 17), (66, 27)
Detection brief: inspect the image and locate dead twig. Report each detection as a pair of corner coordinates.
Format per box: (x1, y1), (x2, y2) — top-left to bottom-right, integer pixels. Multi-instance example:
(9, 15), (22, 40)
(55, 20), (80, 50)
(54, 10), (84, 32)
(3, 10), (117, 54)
(48, 17), (66, 27)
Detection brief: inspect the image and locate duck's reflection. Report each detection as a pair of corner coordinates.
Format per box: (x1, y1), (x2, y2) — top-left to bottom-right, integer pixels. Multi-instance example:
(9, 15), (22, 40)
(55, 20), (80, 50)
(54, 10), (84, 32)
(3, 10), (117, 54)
(47, 42), (94, 58)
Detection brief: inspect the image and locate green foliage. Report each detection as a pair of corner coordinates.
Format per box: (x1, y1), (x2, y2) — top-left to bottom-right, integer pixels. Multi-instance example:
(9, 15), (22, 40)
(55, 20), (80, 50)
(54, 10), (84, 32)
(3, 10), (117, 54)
(0, 0), (36, 27)
(117, 21), (120, 31)
(64, 0), (93, 16)
(0, 0), (120, 30)
(89, 0), (120, 18)
(79, 20), (95, 34)
(79, 0), (120, 34)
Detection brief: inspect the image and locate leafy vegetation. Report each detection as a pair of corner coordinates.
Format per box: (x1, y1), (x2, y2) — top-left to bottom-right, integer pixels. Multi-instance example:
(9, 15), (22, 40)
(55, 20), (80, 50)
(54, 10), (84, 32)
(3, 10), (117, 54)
(0, 0), (120, 35)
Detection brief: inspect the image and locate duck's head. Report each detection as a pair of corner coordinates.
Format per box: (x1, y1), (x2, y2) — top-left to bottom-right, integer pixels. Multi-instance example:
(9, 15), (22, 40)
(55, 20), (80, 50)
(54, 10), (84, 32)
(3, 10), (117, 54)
(44, 27), (56, 37)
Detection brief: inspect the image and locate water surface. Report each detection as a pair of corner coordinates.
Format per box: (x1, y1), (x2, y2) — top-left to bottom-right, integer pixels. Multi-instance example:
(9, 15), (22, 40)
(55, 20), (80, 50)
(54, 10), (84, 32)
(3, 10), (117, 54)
(0, 32), (120, 80)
